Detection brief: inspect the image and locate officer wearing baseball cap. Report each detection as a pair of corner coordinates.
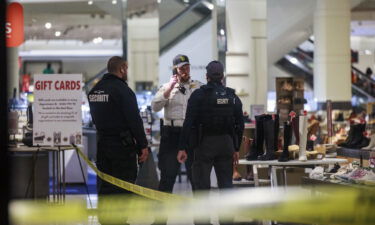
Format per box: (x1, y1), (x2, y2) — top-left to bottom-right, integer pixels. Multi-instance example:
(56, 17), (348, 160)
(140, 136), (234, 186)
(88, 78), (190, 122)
(177, 60), (244, 224)
(151, 54), (203, 198)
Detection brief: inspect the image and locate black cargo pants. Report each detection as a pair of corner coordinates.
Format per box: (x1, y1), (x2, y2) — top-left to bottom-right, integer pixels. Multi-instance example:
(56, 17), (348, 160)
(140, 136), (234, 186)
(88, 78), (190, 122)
(158, 126), (195, 193)
(192, 134), (234, 225)
(96, 135), (138, 225)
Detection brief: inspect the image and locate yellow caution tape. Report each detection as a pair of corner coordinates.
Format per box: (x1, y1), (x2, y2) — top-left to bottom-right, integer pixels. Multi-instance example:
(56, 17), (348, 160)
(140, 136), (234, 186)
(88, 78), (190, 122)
(72, 145), (186, 202)
(10, 187), (375, 225)
(9, 145), (375, 225)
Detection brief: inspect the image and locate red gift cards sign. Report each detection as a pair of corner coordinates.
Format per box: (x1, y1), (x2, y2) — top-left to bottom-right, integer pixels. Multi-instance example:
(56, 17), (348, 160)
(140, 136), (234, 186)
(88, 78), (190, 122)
(6, 2), (24, 47)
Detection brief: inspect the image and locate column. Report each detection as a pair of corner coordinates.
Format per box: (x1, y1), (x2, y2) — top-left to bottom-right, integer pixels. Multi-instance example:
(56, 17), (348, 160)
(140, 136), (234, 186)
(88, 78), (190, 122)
(314, 0), (352, 109)
(7, 47), (19, 100)
(226, 0), (267, 113)
(248, 0), (267, 109)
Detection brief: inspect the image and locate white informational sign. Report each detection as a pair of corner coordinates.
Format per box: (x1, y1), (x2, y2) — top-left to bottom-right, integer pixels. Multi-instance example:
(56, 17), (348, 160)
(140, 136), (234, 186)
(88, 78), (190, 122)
(250, 104), (265, 120)
(33, 74), (82, 146)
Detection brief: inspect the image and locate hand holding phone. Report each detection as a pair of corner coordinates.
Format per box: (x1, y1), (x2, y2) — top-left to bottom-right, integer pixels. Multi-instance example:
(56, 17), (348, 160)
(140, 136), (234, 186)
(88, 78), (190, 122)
(169, 74), (178, 89)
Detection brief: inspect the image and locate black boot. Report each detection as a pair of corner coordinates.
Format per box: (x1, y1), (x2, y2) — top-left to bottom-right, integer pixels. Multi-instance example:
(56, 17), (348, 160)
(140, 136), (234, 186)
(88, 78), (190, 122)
(335, 112), (344, 122)
(258, 115), (278, 160)
(246, 115), (266, 160)
(351, 124), (370, 149)
(338, 124), (356, 148)
(279, 121), (292, 162)
(292, 116), (299, 145)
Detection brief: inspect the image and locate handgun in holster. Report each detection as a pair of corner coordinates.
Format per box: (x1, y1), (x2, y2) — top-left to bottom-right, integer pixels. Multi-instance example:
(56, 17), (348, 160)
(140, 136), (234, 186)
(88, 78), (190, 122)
(120, 130), (136, 148)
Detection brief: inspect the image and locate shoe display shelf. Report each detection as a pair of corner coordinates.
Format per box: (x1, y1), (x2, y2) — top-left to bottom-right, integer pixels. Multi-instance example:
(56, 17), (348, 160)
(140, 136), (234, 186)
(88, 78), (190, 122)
(276, 77), (305, 123)
(239, 158), (348, 187)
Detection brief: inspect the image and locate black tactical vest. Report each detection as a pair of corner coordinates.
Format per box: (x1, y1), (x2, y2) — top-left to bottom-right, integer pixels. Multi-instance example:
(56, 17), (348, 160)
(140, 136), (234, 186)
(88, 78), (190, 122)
(198, 84), (236, 134)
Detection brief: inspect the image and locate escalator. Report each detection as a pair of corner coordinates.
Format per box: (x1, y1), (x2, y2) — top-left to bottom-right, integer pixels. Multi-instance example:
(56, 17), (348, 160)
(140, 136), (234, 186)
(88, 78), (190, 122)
(85, 0), (212, 92)
(276, 39), (375, 102)
(159, 0), (212, 54)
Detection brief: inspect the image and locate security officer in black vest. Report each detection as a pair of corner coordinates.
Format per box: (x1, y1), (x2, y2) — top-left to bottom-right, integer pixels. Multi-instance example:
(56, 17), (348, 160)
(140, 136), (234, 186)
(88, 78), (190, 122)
(177, 60), (244, 224)
(177, 60), (244, 189)
(88, 56), (148, 225)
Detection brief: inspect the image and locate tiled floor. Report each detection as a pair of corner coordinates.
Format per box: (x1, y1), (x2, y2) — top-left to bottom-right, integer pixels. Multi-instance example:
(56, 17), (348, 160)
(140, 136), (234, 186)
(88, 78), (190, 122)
(64, 167), (198, 225)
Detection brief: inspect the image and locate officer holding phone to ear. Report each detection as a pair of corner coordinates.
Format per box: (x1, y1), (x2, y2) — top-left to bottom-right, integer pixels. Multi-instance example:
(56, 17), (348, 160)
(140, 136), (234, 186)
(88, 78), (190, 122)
(151, 54), (202, 194)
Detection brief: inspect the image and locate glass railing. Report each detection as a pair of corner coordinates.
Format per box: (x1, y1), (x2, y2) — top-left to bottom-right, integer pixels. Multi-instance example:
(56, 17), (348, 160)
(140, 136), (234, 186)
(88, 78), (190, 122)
(278, 40), (375, 100)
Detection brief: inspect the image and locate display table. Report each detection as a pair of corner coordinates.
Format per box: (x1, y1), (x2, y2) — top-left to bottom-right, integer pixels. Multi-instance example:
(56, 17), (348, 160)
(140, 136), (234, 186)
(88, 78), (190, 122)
(9, 145), (85, 203)
(337, 147), (375, 166)
(239, 158), (348, 187)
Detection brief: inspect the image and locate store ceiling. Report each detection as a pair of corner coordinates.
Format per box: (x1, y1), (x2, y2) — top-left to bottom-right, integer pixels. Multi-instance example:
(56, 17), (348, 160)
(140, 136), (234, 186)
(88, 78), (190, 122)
(17, 0), (375, 43)
(22, 0), (123, 42)
(20, 0), (159, 42)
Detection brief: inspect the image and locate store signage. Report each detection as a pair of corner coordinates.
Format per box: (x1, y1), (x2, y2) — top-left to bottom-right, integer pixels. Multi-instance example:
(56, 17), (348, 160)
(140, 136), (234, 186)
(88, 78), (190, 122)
(33, 74), (83, 146)
(250, 104), (265, 120)
(6, 2), (24, 47)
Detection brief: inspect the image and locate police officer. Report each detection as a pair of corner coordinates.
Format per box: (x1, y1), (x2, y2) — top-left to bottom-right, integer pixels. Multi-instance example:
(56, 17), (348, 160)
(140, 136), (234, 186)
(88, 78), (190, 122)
(177, 60), (244, 192)
(88, 56), (148, 225)
(151, 54), (202, 193)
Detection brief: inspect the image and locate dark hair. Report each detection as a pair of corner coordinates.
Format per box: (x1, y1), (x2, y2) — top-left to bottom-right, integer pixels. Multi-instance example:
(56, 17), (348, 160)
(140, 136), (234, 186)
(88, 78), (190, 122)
(107, 56), (125, 73)
(208, 74), (224, 82)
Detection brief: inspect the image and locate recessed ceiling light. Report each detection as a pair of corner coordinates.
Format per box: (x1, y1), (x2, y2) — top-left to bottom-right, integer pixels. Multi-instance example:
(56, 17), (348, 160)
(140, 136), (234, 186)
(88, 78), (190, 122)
(202, 1), (214, 10)
(45, 22), (52, 29)
(157, 0), (162, 3)
(112, 0), (117, 4)
(290, 57), (298, 64)
(55, 31), (61, 37)
(220, 29), (225, 36)
(183, 0), (189, 3)
(88, 0), (93, 5)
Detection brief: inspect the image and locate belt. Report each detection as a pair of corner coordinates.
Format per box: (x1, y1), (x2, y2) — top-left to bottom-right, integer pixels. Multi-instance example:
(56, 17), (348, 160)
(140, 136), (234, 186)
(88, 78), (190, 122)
(164, 119), (184, 127)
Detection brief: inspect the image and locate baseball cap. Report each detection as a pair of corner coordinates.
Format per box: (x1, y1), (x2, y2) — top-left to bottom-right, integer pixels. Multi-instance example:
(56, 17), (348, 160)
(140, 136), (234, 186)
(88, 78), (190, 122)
(206, 60), (224, 77)
(173, 54), (190, 68)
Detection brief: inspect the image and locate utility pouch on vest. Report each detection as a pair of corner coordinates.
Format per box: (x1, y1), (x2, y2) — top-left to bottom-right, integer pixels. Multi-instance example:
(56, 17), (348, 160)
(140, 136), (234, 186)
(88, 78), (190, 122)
(120, 130), (136, 148)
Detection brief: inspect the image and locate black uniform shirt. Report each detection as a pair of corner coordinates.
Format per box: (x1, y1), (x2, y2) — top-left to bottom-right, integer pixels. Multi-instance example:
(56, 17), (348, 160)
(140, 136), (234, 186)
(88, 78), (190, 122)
(88, 73), (148, 149)
(178, 81), (244, 151)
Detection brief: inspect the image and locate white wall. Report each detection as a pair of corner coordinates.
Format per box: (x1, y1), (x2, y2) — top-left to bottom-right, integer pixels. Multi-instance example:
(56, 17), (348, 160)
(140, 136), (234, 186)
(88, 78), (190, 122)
(158, 20), (213, 85)
(267, 0), (316, 65)
(351, 36), (375, 73)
